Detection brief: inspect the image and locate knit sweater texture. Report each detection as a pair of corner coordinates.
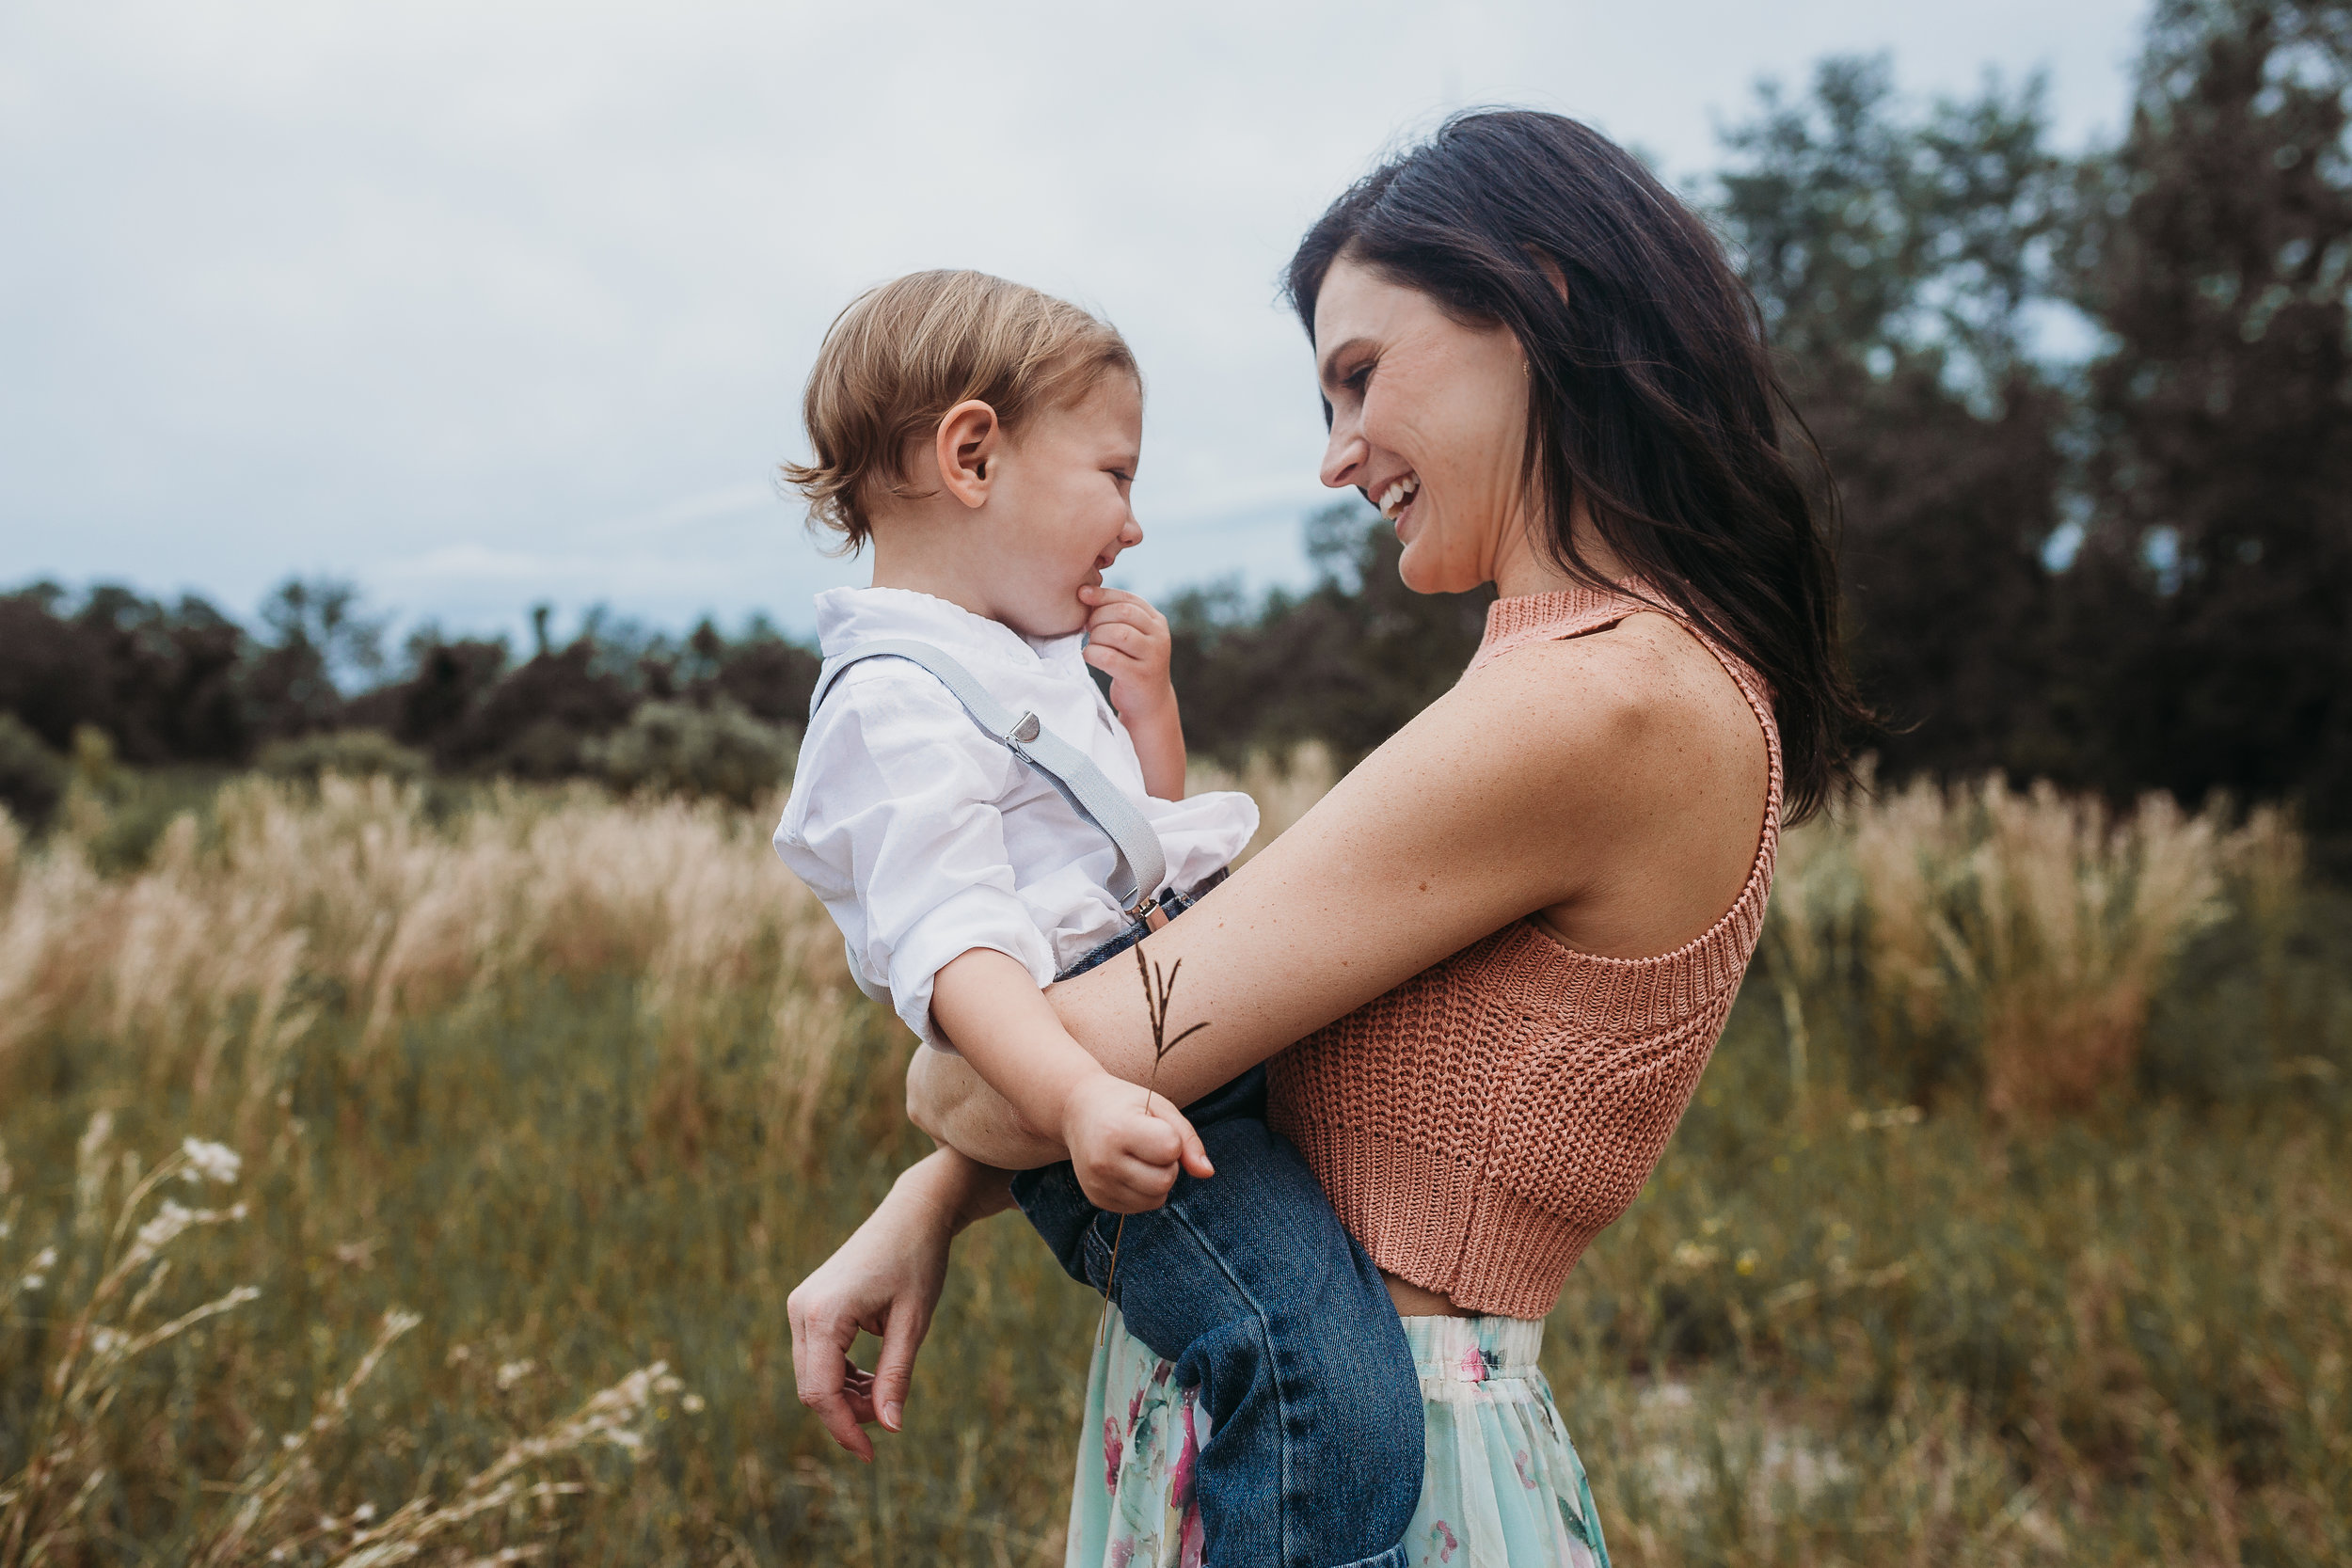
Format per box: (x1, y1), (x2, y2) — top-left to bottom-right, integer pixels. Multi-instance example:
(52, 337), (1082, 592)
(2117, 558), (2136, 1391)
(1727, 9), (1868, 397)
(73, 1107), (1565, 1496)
(1265, 581), (1784, 1319)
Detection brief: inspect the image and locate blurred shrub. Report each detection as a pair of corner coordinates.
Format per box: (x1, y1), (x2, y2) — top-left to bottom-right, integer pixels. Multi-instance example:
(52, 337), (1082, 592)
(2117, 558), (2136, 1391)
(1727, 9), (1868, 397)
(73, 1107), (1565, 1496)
(1763, 773), (2284, 1119)
(585, 700), (797, 807)
(0, 713), (67, 827)
(256, 727), (429, 784)
(46, 726), (233, 874)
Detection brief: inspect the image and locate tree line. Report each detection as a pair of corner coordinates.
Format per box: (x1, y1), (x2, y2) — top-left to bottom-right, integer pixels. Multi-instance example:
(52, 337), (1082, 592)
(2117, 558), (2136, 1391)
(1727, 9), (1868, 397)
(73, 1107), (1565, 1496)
(4, 0), (2347, 848)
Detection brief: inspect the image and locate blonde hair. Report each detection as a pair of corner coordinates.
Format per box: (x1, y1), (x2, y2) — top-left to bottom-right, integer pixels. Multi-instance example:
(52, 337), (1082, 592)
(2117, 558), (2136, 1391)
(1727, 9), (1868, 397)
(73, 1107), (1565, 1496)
(781, 270), (1139, 553)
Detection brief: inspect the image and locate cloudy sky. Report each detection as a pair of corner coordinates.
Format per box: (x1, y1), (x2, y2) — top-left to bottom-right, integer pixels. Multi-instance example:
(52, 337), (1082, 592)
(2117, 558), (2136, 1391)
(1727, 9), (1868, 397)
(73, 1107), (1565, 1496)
(2, 0), (2149, 643)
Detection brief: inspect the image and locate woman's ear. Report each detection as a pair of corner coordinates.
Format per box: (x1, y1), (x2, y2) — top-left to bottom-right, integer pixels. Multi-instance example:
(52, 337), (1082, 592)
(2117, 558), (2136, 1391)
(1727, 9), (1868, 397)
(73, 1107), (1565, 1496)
(933, 400), (1001, 510)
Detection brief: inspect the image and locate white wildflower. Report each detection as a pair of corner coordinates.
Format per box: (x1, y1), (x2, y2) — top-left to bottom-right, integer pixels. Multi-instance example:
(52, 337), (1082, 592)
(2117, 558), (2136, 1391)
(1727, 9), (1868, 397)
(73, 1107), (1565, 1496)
(496, 1358), (536, 1390)
(353, 1501), (376, 1524)
(179, 1137), (243, 1186)
(135, 1200), (199, 1255)
(29, 1245), (53, 1270)
(90, 1327), (129, 1358)
(680, 1392), (706, 1413)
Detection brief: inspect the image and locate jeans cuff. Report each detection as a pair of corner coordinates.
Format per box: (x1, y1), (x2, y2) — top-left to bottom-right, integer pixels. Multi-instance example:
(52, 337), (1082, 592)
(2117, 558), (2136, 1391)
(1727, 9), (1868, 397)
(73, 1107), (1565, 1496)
(1323, 1543), (1412, 1568)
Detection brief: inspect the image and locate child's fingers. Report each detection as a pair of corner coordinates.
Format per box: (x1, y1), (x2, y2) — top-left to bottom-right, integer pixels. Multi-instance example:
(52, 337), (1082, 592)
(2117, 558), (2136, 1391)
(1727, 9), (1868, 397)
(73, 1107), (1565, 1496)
(1177, 1120), (1216, 1180)
(1086, 602), (1168, 640)
(1120, 1109), (1183, 1166)
(1085, 623), (1154, 660)
(1106, 1155), (1180, 1211)
(1082, 645), (1152, 685)
(1081, 585), (1157, 611)
(1085, 591), (1163, 621)
(1152, 1102), (1216, 1180)
(1076, 1159), (1172, 1213)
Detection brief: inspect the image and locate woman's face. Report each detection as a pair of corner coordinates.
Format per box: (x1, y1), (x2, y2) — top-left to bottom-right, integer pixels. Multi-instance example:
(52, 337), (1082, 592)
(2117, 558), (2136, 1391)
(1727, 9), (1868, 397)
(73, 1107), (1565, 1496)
(1313, 255), (1532, 595)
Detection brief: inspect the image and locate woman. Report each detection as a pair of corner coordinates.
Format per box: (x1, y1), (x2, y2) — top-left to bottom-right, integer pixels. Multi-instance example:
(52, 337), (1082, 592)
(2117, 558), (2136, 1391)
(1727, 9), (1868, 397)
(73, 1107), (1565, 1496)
(788, 109), (1866, 1566)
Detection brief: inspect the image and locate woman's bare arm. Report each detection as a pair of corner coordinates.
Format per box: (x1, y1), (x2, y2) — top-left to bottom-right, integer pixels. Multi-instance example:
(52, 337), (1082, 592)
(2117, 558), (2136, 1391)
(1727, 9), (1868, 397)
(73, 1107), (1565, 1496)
(786, 1146), (1015, 1459)
(911, 618), (1768, 1163)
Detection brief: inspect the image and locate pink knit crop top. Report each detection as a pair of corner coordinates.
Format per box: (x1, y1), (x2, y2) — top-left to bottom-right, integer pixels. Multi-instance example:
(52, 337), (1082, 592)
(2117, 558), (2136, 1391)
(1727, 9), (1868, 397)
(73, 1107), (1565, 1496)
(1265, 581), (1784, 1319)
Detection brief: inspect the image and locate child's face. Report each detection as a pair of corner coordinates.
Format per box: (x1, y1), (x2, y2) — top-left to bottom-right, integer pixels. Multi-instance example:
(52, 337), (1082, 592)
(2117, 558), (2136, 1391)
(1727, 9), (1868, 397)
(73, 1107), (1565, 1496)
(981, 374), (1145, 640)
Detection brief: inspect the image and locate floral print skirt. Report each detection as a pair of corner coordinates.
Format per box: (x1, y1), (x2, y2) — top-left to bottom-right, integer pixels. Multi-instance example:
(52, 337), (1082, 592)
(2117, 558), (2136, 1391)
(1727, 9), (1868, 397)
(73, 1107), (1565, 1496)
(1065, 1306), (1609, 1568)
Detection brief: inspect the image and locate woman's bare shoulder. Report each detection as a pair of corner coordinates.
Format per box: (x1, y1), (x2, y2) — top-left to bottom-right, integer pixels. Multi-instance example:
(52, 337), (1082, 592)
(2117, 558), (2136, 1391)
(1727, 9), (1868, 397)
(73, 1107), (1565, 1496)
(1427, 612), (1756, 791)
(1424, 611), (1771, 955)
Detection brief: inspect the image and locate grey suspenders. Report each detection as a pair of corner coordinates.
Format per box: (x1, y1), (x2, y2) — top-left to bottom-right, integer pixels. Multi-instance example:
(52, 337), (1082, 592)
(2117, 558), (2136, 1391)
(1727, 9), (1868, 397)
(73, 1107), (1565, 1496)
(810, 639), (1170, 921)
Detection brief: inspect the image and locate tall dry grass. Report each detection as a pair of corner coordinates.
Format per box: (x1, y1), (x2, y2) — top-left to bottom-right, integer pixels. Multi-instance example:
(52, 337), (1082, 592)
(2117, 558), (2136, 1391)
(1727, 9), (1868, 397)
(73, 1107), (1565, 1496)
(0, 1115), (689, 1568)
(0, 775), (854, 1160)
(1766, 772), (2290, 1117)
(0, 753), (2344, 1564)
(1189, 740), (1339, 863)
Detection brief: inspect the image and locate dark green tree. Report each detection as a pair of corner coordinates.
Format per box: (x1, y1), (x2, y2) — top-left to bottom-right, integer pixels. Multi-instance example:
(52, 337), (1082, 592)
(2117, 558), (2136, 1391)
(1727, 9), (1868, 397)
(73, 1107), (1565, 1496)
(2072, 0), (2352, 827)
(1713, 55), (2082, 784)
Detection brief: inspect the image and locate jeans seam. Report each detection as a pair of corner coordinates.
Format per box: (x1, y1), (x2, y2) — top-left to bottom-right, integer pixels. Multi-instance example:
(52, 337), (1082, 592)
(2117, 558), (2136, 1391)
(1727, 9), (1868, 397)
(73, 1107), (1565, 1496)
(1157, 1196), (1297, 1568)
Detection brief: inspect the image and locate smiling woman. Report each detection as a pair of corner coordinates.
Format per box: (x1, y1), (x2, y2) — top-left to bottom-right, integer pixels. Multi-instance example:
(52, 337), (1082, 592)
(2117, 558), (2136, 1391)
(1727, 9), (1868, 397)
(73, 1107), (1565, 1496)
(1291, 110), (1869, 823)
(787, 109), (1866, 1568)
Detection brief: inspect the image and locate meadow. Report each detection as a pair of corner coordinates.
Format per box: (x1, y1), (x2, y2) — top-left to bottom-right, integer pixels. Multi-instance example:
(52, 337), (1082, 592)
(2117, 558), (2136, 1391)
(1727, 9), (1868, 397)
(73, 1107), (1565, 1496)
(0, 752), (2345, 1566)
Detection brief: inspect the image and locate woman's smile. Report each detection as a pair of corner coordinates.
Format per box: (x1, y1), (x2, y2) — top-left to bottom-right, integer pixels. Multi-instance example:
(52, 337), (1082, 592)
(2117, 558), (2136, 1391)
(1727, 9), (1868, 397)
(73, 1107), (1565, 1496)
(1375, 472), (1420, 522)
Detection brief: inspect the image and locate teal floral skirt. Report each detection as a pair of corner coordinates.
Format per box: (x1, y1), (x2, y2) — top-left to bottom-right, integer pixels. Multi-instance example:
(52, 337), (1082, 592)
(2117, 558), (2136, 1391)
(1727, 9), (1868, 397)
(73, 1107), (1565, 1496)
(1065, 1307), (1610, 1568)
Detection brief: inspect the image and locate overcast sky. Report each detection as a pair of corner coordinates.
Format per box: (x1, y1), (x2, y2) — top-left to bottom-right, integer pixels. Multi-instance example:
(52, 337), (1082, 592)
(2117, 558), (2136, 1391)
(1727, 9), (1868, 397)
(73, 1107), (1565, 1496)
(2, 0), (2151, 644)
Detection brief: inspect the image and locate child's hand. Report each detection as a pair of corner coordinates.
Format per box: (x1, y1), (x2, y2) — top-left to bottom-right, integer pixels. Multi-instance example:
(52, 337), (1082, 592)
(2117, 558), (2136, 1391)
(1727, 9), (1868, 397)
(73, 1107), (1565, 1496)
(1079, 586), (1175, 724)
(1059, 1068), (1214, 1214)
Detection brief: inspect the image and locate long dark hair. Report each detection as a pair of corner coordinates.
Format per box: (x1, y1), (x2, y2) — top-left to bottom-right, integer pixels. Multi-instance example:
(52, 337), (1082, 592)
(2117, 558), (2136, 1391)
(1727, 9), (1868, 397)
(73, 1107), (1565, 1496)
(1286, 109), (1867, 822)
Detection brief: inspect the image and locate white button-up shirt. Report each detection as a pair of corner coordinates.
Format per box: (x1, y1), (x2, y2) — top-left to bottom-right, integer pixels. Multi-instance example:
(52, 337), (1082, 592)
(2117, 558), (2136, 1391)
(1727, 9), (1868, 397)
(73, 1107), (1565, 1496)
(774, 586), (1259, 1049)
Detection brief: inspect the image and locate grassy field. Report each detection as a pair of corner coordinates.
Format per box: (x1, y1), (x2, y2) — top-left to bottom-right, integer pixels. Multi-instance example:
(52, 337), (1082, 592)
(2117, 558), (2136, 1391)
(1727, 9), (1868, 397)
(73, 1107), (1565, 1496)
(0, 759), (2346, 1566)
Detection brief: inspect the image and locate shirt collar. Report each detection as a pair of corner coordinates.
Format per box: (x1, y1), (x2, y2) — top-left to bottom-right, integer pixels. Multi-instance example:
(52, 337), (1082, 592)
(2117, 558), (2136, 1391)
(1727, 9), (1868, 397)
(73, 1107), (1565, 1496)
(813, 585), (1088, 670)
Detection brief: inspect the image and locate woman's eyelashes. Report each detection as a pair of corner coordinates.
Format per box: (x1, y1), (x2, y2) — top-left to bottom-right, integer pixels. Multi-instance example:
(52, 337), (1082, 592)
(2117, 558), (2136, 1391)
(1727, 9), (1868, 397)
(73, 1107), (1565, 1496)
(1323, 356), (1374, 404)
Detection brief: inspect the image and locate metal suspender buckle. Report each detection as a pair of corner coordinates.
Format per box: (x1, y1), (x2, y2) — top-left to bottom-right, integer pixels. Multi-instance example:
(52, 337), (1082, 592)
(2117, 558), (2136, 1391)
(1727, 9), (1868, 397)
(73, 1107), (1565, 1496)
(1009, 712), (1041, 743)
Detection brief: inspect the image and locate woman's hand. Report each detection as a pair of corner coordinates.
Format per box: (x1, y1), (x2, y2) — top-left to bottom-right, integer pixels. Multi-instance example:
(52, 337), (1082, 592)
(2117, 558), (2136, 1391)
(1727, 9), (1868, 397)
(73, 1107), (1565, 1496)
(786, 1148), (1013, 1460)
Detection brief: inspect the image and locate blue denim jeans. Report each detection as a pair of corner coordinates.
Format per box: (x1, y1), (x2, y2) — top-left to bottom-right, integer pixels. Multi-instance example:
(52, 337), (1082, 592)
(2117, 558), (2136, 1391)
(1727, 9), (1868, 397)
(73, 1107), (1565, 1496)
(1011, 906), (1422, 1567)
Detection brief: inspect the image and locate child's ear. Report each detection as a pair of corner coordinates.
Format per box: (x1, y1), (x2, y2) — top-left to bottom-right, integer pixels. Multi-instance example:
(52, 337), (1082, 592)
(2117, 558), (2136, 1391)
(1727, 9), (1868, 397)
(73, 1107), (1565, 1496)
(934, 400), (1000, 510)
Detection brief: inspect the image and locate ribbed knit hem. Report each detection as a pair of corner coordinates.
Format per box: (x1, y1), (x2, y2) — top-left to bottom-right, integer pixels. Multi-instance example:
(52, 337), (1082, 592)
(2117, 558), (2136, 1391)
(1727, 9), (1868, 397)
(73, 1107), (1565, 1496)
(1290, 1130), (1597, 1322)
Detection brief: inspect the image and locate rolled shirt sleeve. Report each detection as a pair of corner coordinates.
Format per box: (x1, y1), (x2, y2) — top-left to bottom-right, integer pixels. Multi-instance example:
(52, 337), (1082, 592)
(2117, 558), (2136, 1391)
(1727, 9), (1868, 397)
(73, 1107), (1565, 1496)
(776, 666), (1056, 1050)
